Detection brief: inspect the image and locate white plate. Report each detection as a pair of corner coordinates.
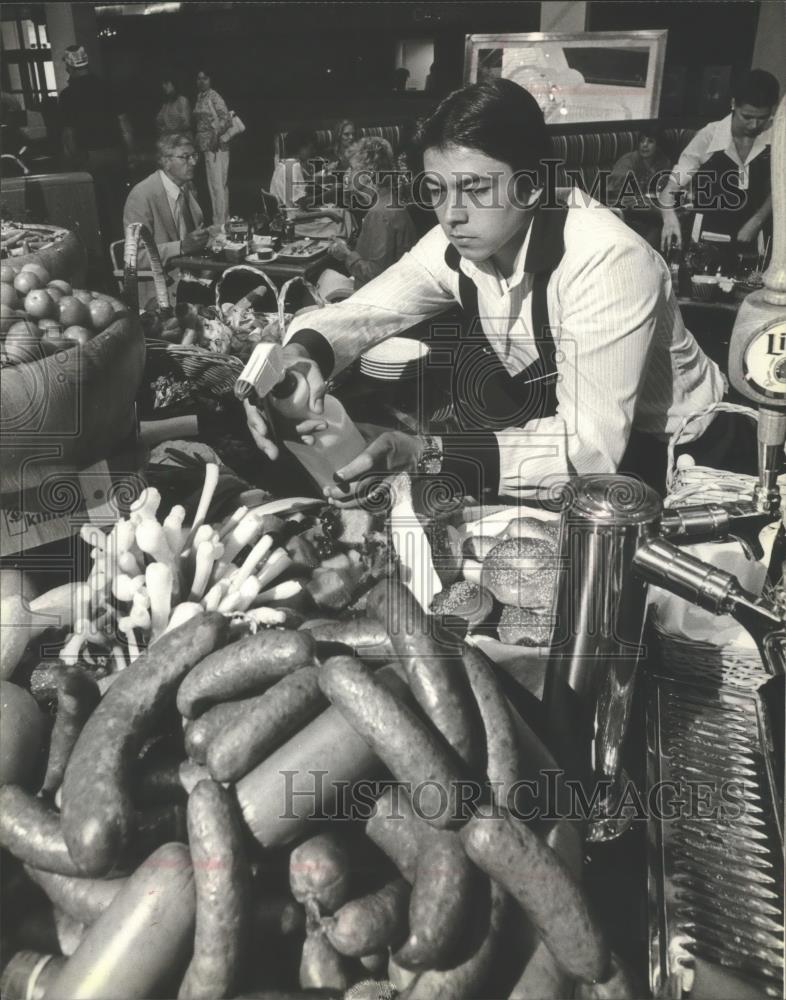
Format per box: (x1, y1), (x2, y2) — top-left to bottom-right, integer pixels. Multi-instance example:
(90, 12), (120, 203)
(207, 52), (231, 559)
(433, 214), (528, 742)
(246, 251), (279, 264)
(361, 338), (429, 365)
(359, 362), (424, 374)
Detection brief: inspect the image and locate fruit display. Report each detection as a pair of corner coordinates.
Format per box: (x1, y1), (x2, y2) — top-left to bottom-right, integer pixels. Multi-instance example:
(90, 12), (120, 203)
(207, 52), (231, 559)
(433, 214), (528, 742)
(0, 480), (634, 999)
(0, 262), (144, 496)
(0, 222), (87, 287)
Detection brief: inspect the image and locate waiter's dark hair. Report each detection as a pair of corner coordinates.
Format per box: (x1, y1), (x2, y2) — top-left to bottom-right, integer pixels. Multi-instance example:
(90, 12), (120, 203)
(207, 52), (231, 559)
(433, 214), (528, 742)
(415, 78), (552, 192)
(733, 69), (779, 109)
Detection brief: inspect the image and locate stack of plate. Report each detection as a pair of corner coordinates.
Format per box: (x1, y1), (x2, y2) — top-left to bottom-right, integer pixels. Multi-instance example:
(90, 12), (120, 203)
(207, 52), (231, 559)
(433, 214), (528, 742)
(359, 338), (429, 381)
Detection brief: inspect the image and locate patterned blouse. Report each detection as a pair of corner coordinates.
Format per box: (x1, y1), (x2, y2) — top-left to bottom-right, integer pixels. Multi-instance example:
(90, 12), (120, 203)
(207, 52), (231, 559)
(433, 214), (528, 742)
(193, 88), (230, 153)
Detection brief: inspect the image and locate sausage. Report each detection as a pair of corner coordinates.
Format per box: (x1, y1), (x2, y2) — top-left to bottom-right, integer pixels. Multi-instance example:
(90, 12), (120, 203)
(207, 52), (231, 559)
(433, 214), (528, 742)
(53, 907), (85, 956)
(134, 755), (187, 806)
(236, 665), (409, 849)
(289, 832), (352, 914)
(365, 786), (421, 882)
(366, 579), (482, 770)
(43, 842), (196, 1000)
(177, 629), (315, 718)
(318, 655), (464, 829)
(298, 926), (348, 991)
(461, 807), (609, 983)
(0, 784), (82, 875)
(303, 617), (395, 662)
(178, 780), (251, 1000)
(207, 667), (325, 782)
(323, 878), (409, 957)
(401, 878), (508, 999)
(461, 643), (519, 795)
(184, 701), (249, 764)
(24, 866), (127, 924)
(61, 612), (228, 876)
(179, 759), (212, 796)
(42, 667), (100, 794)
(394, 831), (475, 971)
(251, 897), (306, 939)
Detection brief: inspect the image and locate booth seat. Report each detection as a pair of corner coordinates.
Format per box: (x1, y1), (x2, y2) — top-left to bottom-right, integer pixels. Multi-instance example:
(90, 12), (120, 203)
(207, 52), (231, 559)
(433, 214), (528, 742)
(274, 123), (410, 164)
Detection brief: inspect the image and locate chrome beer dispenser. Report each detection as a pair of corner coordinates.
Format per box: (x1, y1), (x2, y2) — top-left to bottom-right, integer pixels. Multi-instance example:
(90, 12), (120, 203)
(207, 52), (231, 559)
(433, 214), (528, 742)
(542, 475), (662, 842)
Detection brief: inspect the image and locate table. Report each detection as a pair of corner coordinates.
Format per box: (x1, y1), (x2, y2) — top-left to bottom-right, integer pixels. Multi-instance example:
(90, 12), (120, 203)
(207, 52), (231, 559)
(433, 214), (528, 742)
(169, 247), (331, 286)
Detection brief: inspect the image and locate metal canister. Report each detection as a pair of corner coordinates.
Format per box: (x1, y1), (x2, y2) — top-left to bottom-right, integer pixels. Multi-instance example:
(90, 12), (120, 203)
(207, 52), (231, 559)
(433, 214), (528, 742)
(542, 475), (662, 841)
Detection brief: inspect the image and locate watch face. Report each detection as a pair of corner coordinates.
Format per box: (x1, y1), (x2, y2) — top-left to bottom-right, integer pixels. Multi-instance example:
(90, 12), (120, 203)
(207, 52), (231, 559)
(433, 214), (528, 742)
(743, 320), (786, 400)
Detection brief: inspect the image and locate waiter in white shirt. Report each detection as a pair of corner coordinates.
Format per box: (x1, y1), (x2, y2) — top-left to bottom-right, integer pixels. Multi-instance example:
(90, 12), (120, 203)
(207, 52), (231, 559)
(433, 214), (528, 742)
(123, 131), (209, 304)
(245, 79), (724, 502)
(660, 69), (778, 252)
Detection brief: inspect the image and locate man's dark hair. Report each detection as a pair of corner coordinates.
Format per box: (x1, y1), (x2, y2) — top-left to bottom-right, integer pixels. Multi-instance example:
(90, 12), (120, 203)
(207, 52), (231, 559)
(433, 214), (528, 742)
(415, 78), (552, 190)
(288, 128), (317, 155)
(637, 126), (662, 146)
(732, 69), (779, 109)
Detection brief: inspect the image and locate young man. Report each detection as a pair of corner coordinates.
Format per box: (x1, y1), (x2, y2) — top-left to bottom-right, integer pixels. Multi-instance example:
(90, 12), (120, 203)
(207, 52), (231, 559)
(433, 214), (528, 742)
(246, 79), (724, 501)
(660, 68), (779, 251)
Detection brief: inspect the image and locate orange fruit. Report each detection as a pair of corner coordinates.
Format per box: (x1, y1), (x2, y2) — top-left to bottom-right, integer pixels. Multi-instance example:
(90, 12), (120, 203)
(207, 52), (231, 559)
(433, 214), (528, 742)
(24, 288), (57, 321)
(0, 264), (16, 284)
(88, 297), (115, 331)
(48, 279), (72, 295)
(0, 681), (45, 786)
(13, 271), (44, 295)
(20, 261), (51, 285)
(72, 289), (92, 306)
(58, 295), (91, 328)
(63, 324), (91, 346)
(1, 283), (19, 309)
(46, 285), (65, 304)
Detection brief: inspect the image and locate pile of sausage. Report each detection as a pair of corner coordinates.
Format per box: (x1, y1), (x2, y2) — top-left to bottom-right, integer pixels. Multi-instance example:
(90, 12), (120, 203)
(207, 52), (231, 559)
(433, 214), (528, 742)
(1, 573), (639, 999)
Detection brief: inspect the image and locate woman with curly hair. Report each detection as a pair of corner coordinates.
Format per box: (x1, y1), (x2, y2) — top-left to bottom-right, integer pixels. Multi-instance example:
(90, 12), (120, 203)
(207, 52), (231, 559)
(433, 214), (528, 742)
(324, 136), (417, 290)
(328, 118), (358, 173)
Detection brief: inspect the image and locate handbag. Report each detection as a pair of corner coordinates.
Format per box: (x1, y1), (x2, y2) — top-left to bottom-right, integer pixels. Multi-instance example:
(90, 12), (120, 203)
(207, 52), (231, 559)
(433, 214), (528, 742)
(222, 111), (246, 143)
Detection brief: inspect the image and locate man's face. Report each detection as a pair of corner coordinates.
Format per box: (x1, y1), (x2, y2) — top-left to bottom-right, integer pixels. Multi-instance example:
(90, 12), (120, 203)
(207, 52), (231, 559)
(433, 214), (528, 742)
(164, 143), (198, 185)
(422, 144), (537, 268)
(731, 102), (773, 137)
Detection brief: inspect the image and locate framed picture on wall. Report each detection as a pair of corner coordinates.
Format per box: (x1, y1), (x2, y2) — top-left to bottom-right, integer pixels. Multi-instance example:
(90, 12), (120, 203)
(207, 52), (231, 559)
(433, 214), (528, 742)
(464, 30), (668, 124)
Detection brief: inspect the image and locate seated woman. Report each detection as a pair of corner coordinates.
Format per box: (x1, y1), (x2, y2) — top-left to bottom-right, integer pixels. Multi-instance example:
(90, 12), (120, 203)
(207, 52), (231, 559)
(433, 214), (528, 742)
(317, 136), (417, 298)
(268, 128), (353, 239)
(607, 128), (671, 247)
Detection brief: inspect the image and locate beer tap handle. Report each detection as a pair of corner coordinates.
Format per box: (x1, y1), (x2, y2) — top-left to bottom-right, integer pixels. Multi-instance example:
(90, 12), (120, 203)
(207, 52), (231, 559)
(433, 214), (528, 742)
(659, 502), (772, 560)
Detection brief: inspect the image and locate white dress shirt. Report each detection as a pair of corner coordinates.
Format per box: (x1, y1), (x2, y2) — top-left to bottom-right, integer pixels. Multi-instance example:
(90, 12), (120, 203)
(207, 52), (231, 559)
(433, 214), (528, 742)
(285, 192), (725, 497)
(158, 169), (188, 238)
(671, 113), (772, 193)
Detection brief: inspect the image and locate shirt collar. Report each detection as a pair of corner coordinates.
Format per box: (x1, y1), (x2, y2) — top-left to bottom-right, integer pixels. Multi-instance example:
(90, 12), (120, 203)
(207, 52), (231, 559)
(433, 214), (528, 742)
(706, 112), (772, 163)
(159, 169), (184, 202)
(443, 197), (567, 287)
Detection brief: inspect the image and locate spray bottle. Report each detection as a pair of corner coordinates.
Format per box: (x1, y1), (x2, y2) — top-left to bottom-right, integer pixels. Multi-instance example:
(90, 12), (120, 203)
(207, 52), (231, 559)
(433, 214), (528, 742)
(235, 342), (366, 491)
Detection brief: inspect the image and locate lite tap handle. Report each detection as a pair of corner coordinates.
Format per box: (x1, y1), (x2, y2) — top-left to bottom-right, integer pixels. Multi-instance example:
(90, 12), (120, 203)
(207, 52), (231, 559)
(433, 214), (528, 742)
(659, 503), (771, 559)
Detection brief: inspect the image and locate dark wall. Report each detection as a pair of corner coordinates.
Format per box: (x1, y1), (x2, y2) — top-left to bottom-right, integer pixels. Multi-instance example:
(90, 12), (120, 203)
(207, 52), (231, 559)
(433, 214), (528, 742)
(588, 1), (761, 118)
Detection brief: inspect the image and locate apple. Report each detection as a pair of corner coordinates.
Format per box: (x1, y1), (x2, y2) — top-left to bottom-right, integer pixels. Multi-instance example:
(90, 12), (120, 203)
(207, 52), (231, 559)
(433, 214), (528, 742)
(58, 295), (91, 328)
(1, 283), (19, 309)
(63, 324), (92, 347)
(46, 285), (65, 304)
(72, 289), (93, 306)
(24, 288), (57, 321)
(20, 261), (51, 285)
(1, 308), (25, 336)
(39, 317), (63, 337)
(48, 279), (72, 295)
(4, 320), (51, 364)
(13, 271), (44, 295)
(88, 297), (115, 332)
(0, 264), (17, 284)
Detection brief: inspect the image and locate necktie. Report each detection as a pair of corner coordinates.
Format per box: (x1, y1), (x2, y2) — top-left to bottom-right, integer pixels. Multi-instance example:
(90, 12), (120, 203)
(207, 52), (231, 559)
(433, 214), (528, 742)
(176, 188), (196, 238)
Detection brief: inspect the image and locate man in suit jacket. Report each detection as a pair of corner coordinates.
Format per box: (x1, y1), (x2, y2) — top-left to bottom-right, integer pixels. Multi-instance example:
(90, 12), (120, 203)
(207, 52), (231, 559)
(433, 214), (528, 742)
(123, 131), (209, 304)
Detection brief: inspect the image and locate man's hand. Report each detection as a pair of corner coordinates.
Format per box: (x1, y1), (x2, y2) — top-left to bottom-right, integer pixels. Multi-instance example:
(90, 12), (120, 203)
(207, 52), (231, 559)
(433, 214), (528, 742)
(181, 228), (209, 255)
(328, 237), (350, 261)
(660, 211), (682, 253)
(736, 217), (761, 245)
(322, 426), (426, 507)
(242, 343), (328, 460)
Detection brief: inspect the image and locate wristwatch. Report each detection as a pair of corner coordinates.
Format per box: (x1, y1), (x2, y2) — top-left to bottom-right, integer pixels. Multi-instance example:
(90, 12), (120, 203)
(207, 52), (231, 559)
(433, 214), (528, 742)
(417, 434), (443, 475)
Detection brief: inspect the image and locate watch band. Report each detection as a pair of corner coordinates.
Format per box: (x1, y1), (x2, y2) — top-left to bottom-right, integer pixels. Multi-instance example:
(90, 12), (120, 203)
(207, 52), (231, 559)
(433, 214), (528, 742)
(417, 434), (444, 475)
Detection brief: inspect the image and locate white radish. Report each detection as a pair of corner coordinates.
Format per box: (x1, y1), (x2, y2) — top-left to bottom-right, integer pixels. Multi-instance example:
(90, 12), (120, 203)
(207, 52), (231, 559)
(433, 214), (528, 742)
(244, 607), (287, 627)
(80, 525), (107, 552)
(217, 505), (248, 542)
(242, 497), (322, 519)
(129, 487), (162, 525)
(190, 540), (224, 601)
(118, 550), (143, 577)
(202, 580), (228, 612)
(136, 520), (181, 599)
(145, 562), (173, 640)
(163, 602), (203, 634)
(112, 573), (145, 604)
(111, 644), (127, 672)
(254, 579), (302, 605)
(218, 576), (261, 614)
(162, 505), (187, 556)
(222, 515), (269, 564)
(184, 463), (220, 550)
(229, 534), (274, 593)
(254, 548), (291, 591)
(59, 620), (92, 665)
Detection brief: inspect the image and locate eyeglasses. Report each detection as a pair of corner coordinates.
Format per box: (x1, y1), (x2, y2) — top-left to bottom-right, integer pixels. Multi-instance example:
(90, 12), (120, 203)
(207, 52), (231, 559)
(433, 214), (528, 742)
(171, 153), (199, 163)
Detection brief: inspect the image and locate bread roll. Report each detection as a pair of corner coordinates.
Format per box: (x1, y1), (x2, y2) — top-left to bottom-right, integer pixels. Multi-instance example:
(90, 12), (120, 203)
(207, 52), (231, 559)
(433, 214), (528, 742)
(504, 516), (559, 545)
(497, 605), (554, 646)
(481, 537), (557, 608)
(430, 581), (494, 625)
